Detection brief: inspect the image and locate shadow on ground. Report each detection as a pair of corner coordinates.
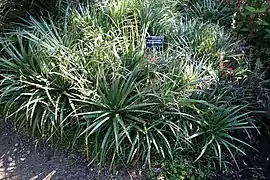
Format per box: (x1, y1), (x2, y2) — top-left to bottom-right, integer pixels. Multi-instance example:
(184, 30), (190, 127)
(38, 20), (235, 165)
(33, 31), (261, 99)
(0, 119), (144, 180)
(216, 128), (270, 180)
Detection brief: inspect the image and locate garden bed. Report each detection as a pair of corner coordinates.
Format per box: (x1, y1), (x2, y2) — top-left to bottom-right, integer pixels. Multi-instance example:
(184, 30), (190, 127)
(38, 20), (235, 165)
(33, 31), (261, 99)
(0, 0), (270, 179)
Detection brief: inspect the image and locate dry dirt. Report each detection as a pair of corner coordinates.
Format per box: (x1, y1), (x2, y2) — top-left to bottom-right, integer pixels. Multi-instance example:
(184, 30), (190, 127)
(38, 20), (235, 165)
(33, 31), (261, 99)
(0, 119), (145, 180)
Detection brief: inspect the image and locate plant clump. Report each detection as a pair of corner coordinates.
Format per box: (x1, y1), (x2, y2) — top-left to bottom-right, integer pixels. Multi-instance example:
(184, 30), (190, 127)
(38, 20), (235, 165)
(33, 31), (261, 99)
(0, 0), (266, 179)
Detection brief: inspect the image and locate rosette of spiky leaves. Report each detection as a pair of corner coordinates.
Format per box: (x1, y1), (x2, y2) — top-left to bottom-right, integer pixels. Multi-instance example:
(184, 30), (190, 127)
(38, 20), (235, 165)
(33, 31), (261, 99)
(74, 73), (183, 167)
(187, 106), (256, 169)
(179, 0), (236, 26)
(173, 19), (241, 66)
(0, 22), (85, 143)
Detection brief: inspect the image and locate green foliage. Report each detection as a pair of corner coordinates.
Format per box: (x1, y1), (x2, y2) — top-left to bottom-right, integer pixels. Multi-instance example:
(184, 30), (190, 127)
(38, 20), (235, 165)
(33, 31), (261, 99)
(0, 0), (259, 173)
(158, 155), (214, 180)
(187, 106), (256, 169)
(174, 19), (241, 67)
(0, 0), (58, 26)
(179, 0), (236, 26)
(0, 30), (83, 141)
(74, 74), (179, 166)
(235, 0), (270, 42)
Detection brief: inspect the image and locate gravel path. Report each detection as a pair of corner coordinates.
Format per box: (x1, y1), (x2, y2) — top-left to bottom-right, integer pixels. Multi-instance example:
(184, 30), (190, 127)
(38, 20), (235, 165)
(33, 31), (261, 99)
(0, 119), (145, 180)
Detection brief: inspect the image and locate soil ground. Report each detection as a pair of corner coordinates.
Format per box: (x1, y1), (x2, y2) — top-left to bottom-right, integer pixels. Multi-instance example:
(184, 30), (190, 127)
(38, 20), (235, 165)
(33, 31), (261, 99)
(0, 119), (144, 180)
(216, 129), (270, 180)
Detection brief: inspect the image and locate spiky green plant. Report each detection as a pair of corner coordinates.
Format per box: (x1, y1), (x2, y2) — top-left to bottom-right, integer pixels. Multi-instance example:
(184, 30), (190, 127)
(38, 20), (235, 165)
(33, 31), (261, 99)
(173, 19), (241, 67)
(187, 106), (256, 169)
(0, 33), (84, 142)
(73, 73), (185, 167)
(179, 0), (236, 25)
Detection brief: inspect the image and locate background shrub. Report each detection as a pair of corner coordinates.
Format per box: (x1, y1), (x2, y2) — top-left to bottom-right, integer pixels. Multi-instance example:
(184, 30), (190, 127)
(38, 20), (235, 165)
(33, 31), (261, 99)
(0, 0), (58, 26)
(178, 0), (236, 26)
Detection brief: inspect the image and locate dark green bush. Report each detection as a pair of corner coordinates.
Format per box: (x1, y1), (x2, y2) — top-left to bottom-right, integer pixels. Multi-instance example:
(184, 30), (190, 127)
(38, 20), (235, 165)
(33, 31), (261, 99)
(0, 0), (60, 26)
(234, 0), (270, 42)
(179, 0), (236, 26)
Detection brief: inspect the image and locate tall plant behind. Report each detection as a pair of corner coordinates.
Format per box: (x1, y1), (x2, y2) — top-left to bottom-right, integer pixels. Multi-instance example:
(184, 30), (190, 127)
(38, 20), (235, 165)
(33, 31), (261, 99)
(234, 0), (270, 41)
(179, 0), (236, 26)
(173, 19), (241, 69)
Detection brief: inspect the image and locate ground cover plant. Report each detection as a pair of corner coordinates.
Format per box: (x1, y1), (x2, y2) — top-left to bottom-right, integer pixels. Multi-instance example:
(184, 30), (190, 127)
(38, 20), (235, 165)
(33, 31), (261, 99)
(0, 0), (268, 179)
